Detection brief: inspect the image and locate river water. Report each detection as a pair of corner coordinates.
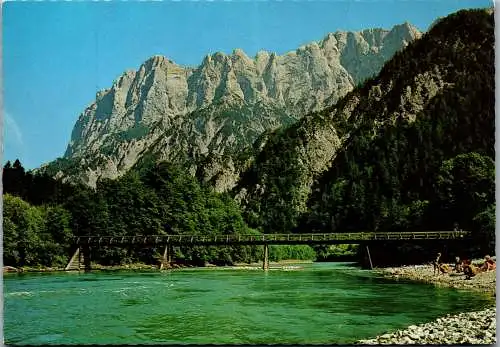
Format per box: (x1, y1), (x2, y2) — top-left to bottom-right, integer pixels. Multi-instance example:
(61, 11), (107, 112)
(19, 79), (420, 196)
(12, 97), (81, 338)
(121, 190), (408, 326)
(4, 262), (494, 344)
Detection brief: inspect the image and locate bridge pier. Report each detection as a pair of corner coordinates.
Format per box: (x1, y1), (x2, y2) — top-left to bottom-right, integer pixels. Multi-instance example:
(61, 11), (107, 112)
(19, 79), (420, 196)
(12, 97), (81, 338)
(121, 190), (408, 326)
(365, 244), (373, 270)
(160, 244), (173, 270)
(82, 245), (91, 272)
(263, 244), (269, 271)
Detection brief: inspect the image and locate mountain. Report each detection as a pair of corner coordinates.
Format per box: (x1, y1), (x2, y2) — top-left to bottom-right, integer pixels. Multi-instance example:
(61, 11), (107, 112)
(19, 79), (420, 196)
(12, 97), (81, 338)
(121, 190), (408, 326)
(234, 8), (494, 236)
(44, 23), (421, 187)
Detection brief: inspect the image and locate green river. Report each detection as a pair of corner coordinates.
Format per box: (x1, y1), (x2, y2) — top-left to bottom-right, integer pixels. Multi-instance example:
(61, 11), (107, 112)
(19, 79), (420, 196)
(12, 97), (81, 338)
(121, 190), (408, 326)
(4, 262), (494, 344)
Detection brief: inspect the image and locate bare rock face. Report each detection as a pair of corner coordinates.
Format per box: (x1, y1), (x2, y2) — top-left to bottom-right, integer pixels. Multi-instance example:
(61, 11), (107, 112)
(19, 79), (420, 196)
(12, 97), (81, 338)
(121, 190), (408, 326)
(53, 23), (421, 187)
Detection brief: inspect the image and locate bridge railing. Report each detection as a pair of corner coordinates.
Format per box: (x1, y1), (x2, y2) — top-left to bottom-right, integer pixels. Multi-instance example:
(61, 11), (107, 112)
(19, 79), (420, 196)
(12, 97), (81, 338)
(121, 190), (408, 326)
(72, 231), (470, 246)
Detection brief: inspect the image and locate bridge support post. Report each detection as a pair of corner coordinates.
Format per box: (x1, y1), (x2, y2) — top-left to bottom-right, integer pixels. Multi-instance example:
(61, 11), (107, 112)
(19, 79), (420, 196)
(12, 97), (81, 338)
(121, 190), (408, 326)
(78, 246), (82, 270)
(263, 244), (269, 271)
(365, 244), (373, 270)
(82, 245), (91, 272)
(160, 244), (173, 270)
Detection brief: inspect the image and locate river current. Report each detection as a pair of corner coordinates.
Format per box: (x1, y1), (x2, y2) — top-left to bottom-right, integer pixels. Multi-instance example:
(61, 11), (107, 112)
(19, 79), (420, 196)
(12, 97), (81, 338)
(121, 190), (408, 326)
(3, 262), (493, 344)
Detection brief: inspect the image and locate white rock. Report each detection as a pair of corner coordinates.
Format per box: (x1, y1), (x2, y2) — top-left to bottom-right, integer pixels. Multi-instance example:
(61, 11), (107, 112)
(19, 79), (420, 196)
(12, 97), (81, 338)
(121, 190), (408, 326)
(55, 24), (421, 188)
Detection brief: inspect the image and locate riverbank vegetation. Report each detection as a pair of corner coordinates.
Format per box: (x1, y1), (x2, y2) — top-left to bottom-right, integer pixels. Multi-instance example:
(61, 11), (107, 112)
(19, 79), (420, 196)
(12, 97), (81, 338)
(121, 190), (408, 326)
(3, 160), (319, 268)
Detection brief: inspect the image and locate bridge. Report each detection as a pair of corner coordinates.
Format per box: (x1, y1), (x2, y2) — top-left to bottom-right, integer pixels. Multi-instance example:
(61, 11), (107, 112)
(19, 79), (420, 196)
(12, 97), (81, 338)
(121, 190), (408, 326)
(65, 231), (471, 271)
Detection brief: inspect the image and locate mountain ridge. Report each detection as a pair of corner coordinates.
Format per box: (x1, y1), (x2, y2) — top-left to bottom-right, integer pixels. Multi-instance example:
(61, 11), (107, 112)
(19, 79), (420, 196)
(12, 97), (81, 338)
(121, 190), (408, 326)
(44, 22), (421, 187)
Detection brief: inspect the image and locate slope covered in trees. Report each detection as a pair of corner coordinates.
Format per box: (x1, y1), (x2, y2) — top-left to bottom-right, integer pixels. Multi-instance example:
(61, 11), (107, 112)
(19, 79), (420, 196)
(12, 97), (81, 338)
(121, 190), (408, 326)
(234, 9), (494, 256)
(3, 193), (72, 267)
(305, 9), (494, 244)
(3, 160), (316, 268)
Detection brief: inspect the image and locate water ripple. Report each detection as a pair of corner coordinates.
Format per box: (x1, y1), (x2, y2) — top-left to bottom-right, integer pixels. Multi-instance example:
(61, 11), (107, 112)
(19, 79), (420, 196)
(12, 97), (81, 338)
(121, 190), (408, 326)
(3, 263), (494, 345)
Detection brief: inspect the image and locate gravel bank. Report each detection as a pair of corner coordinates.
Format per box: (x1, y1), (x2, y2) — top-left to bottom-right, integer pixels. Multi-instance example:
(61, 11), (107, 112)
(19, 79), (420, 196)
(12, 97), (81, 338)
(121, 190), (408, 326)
(356, 263), (496, 344)
(377, 264), (496, 294)
(358, 307), (496, 345)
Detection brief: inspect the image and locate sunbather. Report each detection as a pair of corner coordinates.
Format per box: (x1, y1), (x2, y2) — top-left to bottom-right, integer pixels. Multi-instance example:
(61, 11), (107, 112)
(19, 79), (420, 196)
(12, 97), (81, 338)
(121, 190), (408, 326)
(463, 263), (480, 279)
(480, 255), (496, 272)
(439, 263), (451, 274)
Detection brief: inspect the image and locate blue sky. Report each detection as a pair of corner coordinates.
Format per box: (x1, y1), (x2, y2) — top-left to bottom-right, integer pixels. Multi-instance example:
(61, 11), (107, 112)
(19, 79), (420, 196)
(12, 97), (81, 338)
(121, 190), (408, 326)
(3, 0), (493, 170)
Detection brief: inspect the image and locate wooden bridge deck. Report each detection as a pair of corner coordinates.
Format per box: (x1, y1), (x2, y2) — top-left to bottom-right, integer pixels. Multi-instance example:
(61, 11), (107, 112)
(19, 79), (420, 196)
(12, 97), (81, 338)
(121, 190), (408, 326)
(72, 231), (470, 247)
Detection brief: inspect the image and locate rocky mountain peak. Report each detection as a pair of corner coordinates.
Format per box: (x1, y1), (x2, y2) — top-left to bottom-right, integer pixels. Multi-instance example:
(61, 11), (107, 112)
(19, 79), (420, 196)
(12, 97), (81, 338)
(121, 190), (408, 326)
(385, 22), (422, 45)
(144, 55), (172, 68)
(394, 22), (421, 36)
(232, 48), (250, 60)
(53, 21), (422, 187)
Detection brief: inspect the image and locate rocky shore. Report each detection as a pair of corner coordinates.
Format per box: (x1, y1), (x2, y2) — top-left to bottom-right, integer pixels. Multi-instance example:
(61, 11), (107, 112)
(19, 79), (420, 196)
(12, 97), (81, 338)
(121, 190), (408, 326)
(358, 307), (496, 345)
(378, 263), (496, 294)
(357, 263), (496, 345)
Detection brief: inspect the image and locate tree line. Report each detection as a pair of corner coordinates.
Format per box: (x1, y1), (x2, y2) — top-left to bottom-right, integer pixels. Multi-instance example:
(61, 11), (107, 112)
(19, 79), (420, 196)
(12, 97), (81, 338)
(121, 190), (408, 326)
(3, 159), (316, 268)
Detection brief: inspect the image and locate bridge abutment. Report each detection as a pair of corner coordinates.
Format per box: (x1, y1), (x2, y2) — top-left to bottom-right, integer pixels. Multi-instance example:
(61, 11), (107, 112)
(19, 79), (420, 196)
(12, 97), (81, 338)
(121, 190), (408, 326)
(65, 247), (82, 271)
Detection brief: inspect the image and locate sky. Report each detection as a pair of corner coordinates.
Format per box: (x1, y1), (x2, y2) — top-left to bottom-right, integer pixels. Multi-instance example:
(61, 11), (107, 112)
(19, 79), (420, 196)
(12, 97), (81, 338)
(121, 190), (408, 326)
(3, 0), (493, 170)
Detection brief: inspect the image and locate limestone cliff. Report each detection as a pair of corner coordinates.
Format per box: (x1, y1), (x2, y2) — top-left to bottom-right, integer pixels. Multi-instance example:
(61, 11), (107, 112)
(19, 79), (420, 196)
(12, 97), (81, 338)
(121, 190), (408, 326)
(46, 23), (421, 187)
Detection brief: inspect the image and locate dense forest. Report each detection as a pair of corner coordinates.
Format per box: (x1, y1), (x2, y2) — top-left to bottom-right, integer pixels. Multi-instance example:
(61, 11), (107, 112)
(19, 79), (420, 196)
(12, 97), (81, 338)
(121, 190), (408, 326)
(304, 9), (495, 259)
(3, 160), (320, 268)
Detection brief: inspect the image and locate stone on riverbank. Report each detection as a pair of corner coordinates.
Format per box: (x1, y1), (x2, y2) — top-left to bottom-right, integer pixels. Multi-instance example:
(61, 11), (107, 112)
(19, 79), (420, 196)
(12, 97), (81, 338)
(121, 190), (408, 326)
(358, 262), (496, 345)
(3, 266), (19, 273)
(358, 307), (496, 345)
(378, 264), (495, 294)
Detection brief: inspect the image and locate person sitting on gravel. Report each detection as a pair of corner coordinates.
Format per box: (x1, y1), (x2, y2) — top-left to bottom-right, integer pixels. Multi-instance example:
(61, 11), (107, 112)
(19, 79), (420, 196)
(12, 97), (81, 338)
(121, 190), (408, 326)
(439, 263), (451, 274)
(463, 262), (480, 279)
(480, 255), (496, 272)
(433, 253), (442, 275)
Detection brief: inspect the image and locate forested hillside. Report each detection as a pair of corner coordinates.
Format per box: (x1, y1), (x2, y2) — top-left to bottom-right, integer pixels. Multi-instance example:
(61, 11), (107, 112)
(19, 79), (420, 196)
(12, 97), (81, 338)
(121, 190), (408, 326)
(235, 9), (495, 257)
(305, 9), (494, 245)
(3, 160), (316, 268)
